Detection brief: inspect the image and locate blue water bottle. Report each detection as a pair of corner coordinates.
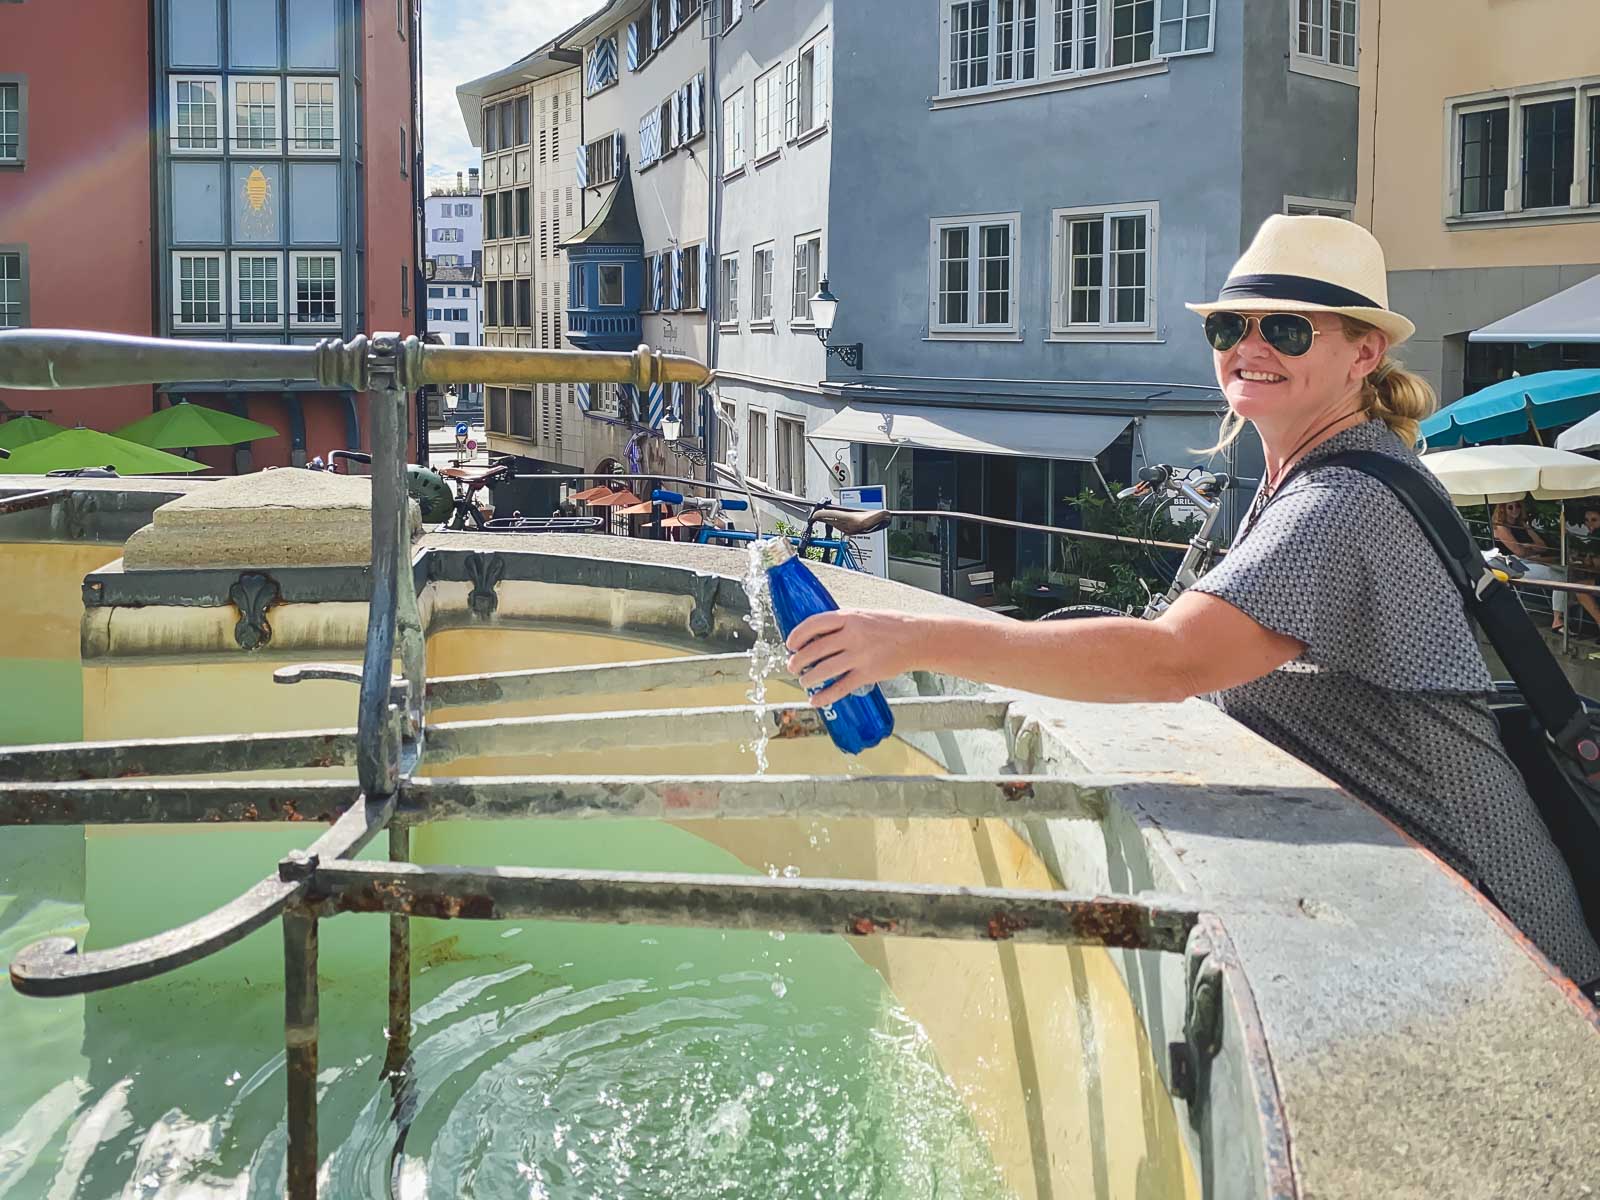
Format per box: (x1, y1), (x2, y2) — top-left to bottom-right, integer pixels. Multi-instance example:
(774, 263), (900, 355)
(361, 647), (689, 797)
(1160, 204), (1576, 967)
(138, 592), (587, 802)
(758, 537), (895, 754)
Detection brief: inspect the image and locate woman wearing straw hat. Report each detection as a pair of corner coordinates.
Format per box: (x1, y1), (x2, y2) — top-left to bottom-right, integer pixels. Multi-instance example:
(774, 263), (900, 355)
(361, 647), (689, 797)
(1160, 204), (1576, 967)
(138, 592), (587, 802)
(786, 215), (1600, 990)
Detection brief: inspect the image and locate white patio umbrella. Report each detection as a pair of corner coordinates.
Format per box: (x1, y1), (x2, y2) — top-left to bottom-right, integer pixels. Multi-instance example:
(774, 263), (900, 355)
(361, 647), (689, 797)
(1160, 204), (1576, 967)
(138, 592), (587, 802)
(1420, 444), (1600, 504)
(1556, 408), (1600, 452)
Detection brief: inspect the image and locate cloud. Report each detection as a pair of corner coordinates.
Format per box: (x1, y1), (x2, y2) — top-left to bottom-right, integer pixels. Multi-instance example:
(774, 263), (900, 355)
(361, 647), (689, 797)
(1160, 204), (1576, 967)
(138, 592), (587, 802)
(421, 0), (598, 188)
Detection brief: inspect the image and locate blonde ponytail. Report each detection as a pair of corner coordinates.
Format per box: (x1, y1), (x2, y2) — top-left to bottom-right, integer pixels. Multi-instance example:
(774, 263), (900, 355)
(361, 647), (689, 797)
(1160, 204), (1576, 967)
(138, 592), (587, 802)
(1341, 317), (1436, 448)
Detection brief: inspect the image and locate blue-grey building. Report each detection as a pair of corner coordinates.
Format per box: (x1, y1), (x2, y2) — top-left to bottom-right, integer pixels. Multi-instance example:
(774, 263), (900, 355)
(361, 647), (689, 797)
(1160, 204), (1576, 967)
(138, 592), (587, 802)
(715, 0), (1359, 592)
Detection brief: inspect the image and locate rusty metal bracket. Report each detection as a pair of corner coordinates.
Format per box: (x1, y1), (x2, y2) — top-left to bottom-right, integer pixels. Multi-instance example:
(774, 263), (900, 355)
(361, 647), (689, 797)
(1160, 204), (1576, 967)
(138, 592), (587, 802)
(1168, 925), (1224, 1106)
(463, 552), (505, 619)
(229, 572), (281, 650)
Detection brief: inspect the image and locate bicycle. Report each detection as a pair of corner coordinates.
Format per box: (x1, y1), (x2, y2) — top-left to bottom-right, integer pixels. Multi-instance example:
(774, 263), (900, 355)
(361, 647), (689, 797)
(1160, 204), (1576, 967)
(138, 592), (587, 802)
(1042, 465), (1256, 621)
(651, 491), (891, 570)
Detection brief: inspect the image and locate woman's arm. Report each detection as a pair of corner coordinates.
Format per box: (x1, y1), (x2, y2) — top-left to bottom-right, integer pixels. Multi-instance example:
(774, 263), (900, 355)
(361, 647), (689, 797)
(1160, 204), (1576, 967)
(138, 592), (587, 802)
(1494, 523), (1548, 559)
(785, 591), (1304, 708)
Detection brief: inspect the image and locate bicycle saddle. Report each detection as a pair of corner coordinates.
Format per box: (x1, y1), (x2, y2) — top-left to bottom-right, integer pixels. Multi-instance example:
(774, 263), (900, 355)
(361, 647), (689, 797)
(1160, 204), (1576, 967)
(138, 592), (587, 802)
(814, 507), (890, 535)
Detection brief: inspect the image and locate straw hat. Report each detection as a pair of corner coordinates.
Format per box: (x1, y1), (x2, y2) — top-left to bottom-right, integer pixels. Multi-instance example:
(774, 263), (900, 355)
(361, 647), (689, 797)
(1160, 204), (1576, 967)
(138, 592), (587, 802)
(1186, 214), (1415, 346)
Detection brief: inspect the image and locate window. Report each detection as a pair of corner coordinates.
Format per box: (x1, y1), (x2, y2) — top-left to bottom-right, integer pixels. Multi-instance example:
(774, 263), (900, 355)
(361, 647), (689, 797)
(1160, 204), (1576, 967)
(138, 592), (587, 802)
(485, 195), (499, 240)
(1052, 0), (1097, 72)
(586, 35), (618, 96)
(484, 102), (499, 152)
(172, 252), (224, 328)
(930, 214), (1018, 332)
(1295, 0), (1357, 71)
(598, 263), (623, 306)
(746, 408), (769, 482)
(719, 252), (739, 324)
(1459, 105), (1509, 214)
(682, 243), (704, 310)
(428, 285), (444, 298)
(792, 232), (821, 324)
(233, 252), (283, 326)
(488, 386), (508, 432)
(291, 253), (340, 327)
(949, 1), (992, 91)
(0, 249), (22, 328)
(511, 388), (533, 437)
(170, 77), (221, 154)
(1050, 204), (1156, 332)
(500, 192), (514, 238)
(516, 279), (531, 325)
(516, 96), (530, 145)
(775, 415), (806, 496)
(1157, 0), (1212, 56)
(640, 253), (657, 313)
(585, 132), (619, 186)
(659, 96), (678, 157)
(402, 264), (410, 314)
(655, 0), (672, 49)
(289, 78), (338, 153)
(500, 103), (514, 151)
(454, 332), (469, 345)
(1285, 196), (1355, 218)
(230, 78), (282, 153)
(752, 243), (774, 323)
(1592, 95), (1600, 209)
(721, 0), (739, 33)
(516, 188), (530, 238)
(1110, 0), (1154, 66)
(455, 203), (473, 216)
(1523, 97), (1576, 210)
(722, 90), (746, 174)
(400, 125), (409, 176)
(754, 65), (784, 159)
(428, 307), (441, 321)
(431, 228), (465, 242)
(797, 34), (829, 137)
(486, 282), (498, 325)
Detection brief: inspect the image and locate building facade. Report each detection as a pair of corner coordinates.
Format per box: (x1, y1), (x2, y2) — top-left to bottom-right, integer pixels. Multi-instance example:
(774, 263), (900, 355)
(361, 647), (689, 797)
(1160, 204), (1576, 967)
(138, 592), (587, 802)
(0, 0), (421, 470)
(1356, 0), (1600, 405)
(425, 178), (484, 405)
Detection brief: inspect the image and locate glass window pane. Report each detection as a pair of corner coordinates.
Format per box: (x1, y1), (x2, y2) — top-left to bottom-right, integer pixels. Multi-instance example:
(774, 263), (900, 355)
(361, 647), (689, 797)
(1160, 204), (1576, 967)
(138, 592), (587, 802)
(1522, 98), (1575, 210)
(1460, 107), (1509, 214)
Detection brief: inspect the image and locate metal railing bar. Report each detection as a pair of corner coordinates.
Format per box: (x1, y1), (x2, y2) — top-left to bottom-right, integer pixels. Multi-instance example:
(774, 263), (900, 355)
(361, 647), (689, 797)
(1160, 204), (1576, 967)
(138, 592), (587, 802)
(424, 653), (754, 709)
(0, 779), (359, 826)
(305, 859), (1206, 954)
(0, 487), (69, 517)
(401, 773), (1117, 823)
(8, 794), (393, 997)
(0, 727), (359, 785)
(421, 695), (1011, 763)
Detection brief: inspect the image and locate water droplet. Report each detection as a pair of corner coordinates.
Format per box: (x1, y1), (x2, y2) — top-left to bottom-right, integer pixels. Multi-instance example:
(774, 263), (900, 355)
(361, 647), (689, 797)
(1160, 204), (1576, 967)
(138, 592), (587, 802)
(499, 927), (523, 938)
(781, 865), (800, 879)
(768, 930), (786, 942)
(771, 978), (788, 999)
(223, 1071), (241, 1087)
(757, 1071), (775, 1088)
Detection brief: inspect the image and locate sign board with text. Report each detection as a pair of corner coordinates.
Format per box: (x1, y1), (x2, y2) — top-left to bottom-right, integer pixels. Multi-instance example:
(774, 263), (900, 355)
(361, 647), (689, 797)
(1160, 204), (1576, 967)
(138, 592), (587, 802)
(835, 484), (888, 578)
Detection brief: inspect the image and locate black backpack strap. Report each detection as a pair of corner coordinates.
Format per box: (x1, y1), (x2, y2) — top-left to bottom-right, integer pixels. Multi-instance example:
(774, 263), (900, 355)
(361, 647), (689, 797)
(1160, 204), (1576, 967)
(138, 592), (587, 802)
(1310, 449), (1600, 773)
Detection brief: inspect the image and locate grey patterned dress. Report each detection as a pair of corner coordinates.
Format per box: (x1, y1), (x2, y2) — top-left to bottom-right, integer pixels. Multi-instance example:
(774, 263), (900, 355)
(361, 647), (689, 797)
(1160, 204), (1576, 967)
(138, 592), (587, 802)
(1191, 419), (1600, 983)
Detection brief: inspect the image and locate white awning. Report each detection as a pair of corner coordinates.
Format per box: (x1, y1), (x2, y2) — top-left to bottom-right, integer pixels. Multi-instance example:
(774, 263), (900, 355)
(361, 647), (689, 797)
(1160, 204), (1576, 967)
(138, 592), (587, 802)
(808, 405), (1131, 462)
(1470, 273), (1600, 344)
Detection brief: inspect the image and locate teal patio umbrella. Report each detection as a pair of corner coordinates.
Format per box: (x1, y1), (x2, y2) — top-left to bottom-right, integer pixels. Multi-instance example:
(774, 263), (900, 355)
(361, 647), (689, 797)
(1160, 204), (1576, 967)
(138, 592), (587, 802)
(0, 428), (209, 475)
(1420, 369), (1600, 447)
(114, 400), (279, 450)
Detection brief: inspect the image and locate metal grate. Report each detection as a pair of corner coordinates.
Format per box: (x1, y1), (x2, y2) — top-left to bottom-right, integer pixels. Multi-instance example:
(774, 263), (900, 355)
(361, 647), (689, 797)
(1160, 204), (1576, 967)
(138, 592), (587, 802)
(0, 329), (1265, 1199)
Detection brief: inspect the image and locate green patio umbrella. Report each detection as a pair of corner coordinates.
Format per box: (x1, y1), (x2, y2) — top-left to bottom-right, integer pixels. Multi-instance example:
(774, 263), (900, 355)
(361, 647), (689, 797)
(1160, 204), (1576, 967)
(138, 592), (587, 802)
(114, 400), (279, 450)
(0, 428), (209, 475)
(0, 415), (66, 451)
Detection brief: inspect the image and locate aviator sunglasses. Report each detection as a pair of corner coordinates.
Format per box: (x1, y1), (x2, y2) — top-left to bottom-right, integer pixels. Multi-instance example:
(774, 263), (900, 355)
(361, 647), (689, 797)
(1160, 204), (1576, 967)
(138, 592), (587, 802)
(1203, 311), (1321, 358)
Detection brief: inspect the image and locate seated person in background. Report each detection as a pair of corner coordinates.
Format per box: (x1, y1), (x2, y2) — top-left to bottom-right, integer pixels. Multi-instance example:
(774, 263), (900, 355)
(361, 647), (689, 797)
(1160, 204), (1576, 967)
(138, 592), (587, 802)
(1492, 499), (1600, 632)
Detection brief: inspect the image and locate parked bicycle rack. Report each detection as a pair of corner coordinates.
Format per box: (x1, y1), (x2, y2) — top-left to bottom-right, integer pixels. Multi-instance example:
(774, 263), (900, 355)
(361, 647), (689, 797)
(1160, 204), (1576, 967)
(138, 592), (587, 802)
(0, 330), (1282, 1200)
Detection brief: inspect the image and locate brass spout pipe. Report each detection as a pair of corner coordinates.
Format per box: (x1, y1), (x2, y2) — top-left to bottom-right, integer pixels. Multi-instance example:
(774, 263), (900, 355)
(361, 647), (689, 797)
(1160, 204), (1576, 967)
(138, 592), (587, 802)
(0, 329), (325, 390)
(416, 344), (710, 390)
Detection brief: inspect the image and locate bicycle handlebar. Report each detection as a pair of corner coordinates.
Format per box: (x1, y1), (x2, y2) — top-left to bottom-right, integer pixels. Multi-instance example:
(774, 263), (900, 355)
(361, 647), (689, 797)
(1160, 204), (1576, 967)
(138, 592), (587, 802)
(650, 488), (746, 511)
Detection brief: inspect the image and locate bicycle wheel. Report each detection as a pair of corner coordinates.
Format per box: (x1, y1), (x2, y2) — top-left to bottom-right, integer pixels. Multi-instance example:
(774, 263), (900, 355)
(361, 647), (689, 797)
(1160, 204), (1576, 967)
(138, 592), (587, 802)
(1039, 604), (1128, 621)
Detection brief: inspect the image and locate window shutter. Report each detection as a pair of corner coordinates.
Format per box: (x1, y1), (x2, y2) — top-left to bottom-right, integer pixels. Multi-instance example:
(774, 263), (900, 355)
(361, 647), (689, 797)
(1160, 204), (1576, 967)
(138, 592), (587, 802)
(626, 21), (639, 70)
(694, 72), (706, 137)
(813, 38), (829, 128)
(654, 253), (664, 310)
(672, 247), (683, 309)
(753, 76), (768, 156)
(784, 60), (798, 141)
(651, 1), (660, 49)
(699, 243), (709, 309)
(575, 143), (588, 188)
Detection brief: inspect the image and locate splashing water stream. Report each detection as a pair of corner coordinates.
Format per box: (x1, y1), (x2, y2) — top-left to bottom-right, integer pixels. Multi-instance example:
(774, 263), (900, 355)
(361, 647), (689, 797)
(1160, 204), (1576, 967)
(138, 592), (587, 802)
(741, 539), (781, 774)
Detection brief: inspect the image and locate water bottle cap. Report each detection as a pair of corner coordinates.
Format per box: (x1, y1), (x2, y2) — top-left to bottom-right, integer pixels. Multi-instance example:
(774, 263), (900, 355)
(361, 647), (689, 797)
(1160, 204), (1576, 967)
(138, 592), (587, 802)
(756, 536), (795, 569)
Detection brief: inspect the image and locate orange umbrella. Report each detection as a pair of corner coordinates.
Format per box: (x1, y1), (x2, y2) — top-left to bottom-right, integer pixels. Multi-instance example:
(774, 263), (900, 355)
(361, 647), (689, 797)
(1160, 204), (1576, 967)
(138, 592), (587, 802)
(660, 510), (705, 528)
(572, 484), (616, 502)
(588, 489), (643, 508)
(616, 500), (661, 516)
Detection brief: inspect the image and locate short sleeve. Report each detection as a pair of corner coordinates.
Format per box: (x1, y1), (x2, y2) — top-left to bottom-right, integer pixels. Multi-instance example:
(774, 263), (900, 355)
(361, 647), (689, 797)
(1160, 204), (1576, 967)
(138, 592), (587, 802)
(1190, 470), (1494, 693)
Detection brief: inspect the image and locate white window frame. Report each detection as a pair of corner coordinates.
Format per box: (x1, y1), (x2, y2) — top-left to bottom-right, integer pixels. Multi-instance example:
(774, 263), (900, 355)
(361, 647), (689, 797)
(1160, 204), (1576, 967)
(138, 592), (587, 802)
(753, 64), (784, 161)
(722, 88), (746, 176)
(939, 0), (1209, 102)
(231, 251), (285, 329)
(1284, 195), (1355, 218)
(598, 262), (625, 306)
(681, 241), (706, 311)
(774, 413), (807, 497)
(719, 250), (740, 327)
(796, 31), (830, 140)
(791, 231), (822, 327)
(289, 252), (342, 330)
(751, 241), (775, 326)
(746, 405), (770, 483)
(928, 212), (1021, 338)
(1048, 201), (1158, 338)
(169, 75), (223, 155)
(1444, 77), (1600, 225)
(228, 76), (283, 155)
(287, 76), (340, 156)
(715, 399), (738, 466)
(171, 251), (226, 330)
(1289, 0), (1358, 85)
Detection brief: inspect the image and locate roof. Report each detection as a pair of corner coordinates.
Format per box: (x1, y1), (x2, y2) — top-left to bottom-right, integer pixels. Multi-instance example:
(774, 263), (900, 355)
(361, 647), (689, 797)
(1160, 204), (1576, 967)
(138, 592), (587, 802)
(427, 264), (480, 286)
(455, 42), (582, 149)
(562, 169), (642, 249)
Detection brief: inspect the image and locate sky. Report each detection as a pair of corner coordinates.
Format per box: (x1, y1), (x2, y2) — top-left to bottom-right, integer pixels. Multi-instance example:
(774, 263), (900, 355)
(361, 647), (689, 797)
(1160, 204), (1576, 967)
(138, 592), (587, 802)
(421, 0), (596, 193)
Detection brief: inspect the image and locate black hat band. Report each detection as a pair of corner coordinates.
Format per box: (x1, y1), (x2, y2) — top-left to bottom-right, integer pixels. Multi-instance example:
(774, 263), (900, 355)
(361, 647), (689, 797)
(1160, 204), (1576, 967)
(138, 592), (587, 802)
(1217, 273), (1382, 310)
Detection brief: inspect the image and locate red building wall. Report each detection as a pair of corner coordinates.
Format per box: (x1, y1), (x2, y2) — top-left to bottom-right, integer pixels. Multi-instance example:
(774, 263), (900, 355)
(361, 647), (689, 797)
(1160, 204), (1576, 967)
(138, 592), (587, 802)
(0, 2), (155, 432)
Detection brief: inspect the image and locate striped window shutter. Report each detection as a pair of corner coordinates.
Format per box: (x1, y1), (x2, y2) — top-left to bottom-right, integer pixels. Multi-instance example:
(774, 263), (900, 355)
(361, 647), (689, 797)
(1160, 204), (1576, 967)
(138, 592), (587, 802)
(651, 0), (660, 49)
(654, 254), (664, 310)
(575, 143), (588, 188)
(671, 247), (683, 310)
(693, 72), (705, 138)
(648, 383), (665, 429)
(784, 60), (798, 141)
(669, 0), (679, 29)
(613, 131), (623, 177)
(576, 383), (591, 412)
(813, 38), (829, 128)
(626, 21), (639, 70)
(699, 243), (708, 310)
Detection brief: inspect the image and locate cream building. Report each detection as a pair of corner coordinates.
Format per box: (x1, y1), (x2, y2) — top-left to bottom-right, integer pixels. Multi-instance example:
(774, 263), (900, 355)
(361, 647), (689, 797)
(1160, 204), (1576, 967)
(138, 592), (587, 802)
(1357, 0), (1600, 404)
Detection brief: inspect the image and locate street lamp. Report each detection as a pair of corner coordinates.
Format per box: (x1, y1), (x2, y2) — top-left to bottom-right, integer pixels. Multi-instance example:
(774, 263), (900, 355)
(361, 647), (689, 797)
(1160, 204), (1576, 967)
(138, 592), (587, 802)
(809, 277), (863, 370)
(661, 414), (682, 441)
